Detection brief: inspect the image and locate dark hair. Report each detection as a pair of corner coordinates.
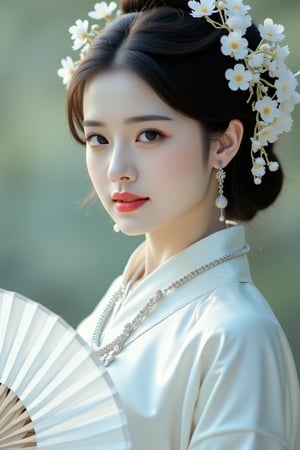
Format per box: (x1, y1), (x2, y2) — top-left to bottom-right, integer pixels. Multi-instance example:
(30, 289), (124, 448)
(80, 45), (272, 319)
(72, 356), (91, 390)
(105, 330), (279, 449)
(67, 0), (283, 221)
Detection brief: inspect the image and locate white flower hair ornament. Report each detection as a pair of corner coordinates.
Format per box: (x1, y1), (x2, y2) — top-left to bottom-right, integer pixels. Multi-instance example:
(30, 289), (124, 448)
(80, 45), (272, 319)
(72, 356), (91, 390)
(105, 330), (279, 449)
(57, 2), (119, 86)
(188, 0), (300, 184)
(57, 0), (300, 185)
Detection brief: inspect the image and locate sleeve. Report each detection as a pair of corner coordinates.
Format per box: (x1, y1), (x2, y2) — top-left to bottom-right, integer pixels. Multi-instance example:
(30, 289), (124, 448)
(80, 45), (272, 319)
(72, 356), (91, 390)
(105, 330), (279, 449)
(188, 313), (300, 450)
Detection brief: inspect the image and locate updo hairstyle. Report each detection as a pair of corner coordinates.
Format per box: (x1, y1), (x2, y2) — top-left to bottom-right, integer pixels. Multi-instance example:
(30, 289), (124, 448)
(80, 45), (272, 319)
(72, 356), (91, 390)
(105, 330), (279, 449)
(67, 0), (283, 221)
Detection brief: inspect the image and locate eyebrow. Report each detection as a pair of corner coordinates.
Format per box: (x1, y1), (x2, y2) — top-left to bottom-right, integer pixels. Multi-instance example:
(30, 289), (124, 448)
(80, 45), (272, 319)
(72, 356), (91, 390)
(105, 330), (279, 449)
(83, 115), (173, 127)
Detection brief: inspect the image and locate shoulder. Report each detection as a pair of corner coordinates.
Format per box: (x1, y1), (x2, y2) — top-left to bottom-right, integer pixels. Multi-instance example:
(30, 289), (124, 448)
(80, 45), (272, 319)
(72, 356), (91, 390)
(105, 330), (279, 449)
(197, 280), (280, 336)
(191, 281), (300, 445)
(192, 280), (290, 368)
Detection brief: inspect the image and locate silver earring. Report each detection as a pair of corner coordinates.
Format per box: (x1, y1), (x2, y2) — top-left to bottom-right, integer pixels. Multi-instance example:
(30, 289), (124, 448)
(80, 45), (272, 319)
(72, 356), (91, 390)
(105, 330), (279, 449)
(215, 167), (228, 223)
(113, 223), (120, 233)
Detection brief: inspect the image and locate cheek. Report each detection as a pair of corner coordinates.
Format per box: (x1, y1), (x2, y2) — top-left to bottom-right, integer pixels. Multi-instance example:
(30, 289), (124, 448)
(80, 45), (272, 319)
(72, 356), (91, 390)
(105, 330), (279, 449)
(85, 151), (108, 200)
(86, 151), (102, 182)
(157, 139), (205, 183)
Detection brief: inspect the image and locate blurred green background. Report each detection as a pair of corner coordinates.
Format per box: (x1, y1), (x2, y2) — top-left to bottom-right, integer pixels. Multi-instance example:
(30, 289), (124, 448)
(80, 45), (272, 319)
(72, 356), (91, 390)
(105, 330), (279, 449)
(0, 0), (299, 443)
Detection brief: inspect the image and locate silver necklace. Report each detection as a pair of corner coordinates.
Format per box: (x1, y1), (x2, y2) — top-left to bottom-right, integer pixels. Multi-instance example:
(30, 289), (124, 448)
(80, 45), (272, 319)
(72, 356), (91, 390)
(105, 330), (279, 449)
(91, 244), (249, 366)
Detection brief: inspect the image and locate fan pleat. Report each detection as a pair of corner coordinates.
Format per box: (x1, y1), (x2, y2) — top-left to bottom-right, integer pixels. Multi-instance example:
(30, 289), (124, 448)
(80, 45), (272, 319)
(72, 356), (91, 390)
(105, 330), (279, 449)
(0, 424), (36, 447)
(37, 410), (127, 441)
(22, 331), (82, 410)
(1, 301), (39, 383)
(0, 290), (131, 449)
(10, 313), (60, 394)
(32, 364), (114, 420)
(0, 292), (14, 373)
(0, 383), (37, 449)
(0, 395), (30, 434)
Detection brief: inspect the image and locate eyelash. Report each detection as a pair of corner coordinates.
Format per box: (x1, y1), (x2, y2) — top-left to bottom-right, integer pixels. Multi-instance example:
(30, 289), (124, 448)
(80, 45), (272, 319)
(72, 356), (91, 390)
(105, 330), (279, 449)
(137, 129), (165, 143)
(85, 134), (108, 146)
(85, 128), (165, 148)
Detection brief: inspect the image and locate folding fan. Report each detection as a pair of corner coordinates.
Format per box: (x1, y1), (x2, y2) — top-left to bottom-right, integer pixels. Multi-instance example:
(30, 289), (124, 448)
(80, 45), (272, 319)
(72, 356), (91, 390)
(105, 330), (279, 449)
(0, 289), (131, 449)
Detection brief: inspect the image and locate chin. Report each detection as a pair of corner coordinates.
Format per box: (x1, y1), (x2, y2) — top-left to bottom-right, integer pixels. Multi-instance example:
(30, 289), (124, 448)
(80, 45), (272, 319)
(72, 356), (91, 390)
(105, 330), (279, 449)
(120, 228), (147, 237)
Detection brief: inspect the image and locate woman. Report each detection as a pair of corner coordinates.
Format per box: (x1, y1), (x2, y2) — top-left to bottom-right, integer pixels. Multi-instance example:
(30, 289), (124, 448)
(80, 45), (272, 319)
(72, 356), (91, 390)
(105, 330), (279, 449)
(61, 0), (300, 448)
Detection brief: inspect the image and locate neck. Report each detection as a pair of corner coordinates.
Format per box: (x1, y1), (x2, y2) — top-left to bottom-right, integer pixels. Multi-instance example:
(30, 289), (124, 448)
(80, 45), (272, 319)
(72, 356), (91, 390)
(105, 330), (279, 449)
(143, 214), (225, 278)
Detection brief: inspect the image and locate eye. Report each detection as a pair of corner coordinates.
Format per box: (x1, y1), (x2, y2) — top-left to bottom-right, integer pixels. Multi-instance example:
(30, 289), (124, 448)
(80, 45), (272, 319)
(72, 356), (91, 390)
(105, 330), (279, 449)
(86, 134), (109, 147)
(137, 129), (164, 143)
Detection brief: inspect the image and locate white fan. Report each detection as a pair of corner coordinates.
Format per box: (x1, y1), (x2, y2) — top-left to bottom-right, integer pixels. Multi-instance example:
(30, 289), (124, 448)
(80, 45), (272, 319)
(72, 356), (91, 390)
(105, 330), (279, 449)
(0, 289), (131, 449)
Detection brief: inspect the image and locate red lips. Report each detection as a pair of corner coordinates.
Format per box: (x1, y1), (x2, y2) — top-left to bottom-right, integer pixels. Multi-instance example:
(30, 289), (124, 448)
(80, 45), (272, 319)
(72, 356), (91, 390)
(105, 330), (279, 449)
(112, 192), (149, 212)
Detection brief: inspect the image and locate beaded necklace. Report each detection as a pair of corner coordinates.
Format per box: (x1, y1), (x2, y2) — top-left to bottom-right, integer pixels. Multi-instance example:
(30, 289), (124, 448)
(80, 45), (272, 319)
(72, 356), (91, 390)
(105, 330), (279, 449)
(91, 244), (249, 366)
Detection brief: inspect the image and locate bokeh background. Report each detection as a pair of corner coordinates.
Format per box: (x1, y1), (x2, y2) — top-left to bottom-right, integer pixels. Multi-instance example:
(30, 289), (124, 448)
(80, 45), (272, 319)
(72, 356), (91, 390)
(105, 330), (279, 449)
(0, 0), (299, 443)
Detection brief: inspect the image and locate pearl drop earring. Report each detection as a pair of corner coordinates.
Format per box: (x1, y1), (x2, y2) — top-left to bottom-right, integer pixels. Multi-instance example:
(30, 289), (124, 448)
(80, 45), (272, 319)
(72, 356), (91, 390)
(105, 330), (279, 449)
(215, 167), (228, 223)
(113, 223), (120, 233)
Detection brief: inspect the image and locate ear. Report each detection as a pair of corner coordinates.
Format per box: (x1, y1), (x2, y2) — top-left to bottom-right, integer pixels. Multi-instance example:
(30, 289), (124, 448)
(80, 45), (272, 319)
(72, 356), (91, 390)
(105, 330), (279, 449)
(211, 119), (244, 169)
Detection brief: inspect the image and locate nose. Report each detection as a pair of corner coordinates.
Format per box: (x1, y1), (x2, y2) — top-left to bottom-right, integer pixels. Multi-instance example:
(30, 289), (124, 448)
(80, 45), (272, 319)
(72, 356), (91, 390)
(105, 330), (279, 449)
(107, 142), (138, 183)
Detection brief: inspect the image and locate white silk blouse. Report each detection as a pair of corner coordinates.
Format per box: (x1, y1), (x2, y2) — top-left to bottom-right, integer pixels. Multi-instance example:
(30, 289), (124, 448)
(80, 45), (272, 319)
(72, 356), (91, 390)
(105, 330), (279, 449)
(77, 225), (300, 449)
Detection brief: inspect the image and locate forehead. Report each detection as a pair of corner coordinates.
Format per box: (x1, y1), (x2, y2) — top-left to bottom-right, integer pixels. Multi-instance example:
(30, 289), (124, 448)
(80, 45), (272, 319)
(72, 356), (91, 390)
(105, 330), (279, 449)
(83, 69), (182, 120)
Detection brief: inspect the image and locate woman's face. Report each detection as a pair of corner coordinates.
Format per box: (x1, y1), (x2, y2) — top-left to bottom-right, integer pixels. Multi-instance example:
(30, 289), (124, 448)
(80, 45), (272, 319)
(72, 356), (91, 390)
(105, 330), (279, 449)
(83, 70), (220, 239)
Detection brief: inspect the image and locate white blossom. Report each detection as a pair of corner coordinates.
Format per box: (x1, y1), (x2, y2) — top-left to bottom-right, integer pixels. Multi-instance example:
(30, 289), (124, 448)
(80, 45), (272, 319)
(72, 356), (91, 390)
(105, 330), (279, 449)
(57, 57), (76, 86)
(225, 0), (251, 16)
(273, 44), (289, 66)
(255, 157), (266, 166)
(259, 43), (273, 53)
(255, 96), (280, 123)
(275, 69), (298, 102)
(247, 52), (264, 68)
(251, 164), (266, 178)
(69, 19), (89, 51)
(251, 138), (262, 152)
(88, 1), (118, 20)
(220, 31), (248, 60)
(251, 157), (266, 182)
(266, 60), (280, 78)
(225, 63), (252, 90)
(268, 161), (279, 172)
(250, 72), (260, 85)
(272, 110), (293, 133)
(226, 13), (252, 33)
(188, 0), (217, 18)
(257, 125), (279, 145)
(258, 18), (285, 42)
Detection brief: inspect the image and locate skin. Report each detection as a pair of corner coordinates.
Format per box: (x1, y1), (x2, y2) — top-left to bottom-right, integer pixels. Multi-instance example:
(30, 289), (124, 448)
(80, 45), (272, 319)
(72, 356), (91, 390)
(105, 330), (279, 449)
(83, 69), (243, 277)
